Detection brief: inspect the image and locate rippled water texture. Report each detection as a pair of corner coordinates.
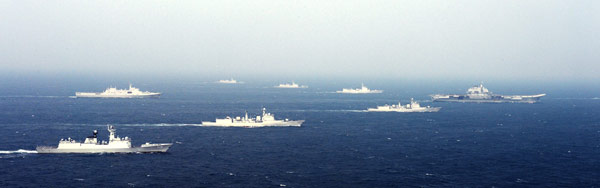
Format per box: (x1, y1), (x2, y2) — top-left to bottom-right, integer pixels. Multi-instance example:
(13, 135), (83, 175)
(1, 83), (599, 187)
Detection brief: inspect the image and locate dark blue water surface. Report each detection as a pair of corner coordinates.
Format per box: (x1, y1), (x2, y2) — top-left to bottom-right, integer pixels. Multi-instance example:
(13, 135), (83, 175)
(0, 81), (599, 187)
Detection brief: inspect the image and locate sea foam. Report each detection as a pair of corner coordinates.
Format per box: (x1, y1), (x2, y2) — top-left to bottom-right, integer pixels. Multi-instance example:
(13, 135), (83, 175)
(0, 149), (37, 154)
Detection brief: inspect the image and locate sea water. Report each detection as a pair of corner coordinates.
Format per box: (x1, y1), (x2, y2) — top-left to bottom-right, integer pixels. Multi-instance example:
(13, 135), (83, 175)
(0, 80), (598, 187)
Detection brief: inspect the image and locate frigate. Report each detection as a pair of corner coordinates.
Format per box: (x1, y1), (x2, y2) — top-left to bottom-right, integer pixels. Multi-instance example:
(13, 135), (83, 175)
(218, 78), (241, 84)
(36, 125), (172, 153)
(336, 83), (383, 94)
(368, 98), (441, 112)
(275, 82), (308, 88)
(202, 108), (304, 128)
(75, 84), (160, 98)
(431, 83), (545, 103)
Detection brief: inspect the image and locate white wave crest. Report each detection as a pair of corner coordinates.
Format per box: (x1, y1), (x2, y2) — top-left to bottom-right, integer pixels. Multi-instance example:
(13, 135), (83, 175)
(0, 149), (38, 154)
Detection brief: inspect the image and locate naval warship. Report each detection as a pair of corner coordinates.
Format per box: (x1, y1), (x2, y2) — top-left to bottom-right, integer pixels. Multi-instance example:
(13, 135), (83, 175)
(75, 84), (160, 98)
(275, 82), (308, 88)
(336, 83), (383, 94)
(368, 98), (441, 112)
(36, 125), (172, 153)
(431, 83), (546, 103)
(202, 108), (304, 128)
(218, 78), (241, 84)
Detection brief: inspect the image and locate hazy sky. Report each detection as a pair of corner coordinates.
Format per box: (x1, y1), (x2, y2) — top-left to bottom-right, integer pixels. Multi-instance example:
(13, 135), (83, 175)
(1, 0), (598, 81)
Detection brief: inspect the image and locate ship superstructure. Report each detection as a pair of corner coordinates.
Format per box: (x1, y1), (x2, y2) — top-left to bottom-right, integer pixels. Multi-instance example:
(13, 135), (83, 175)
(368, 98), (441, 112)
(202, 108), (304, 128)
(275, 82), (308, 88)
(336, 83), (383, 94)
(431, 83), (546, 103)
(75, 84), (160, 98)
(36, 125), (172, 153)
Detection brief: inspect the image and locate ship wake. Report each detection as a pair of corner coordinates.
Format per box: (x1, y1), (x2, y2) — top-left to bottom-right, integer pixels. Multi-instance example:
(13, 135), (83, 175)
(117, 123), (202, 127)
(0, 95), (68, 98)
(0, 149), (38, 154)
(290, 109), (368, 113)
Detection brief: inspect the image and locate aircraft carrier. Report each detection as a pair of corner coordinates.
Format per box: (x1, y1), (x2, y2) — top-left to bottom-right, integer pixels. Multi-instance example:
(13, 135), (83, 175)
(431, 83), (545, 103)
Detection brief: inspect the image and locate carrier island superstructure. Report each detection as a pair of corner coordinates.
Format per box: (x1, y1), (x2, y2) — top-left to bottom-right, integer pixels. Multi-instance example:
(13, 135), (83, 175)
(431, 83), (545, 103)
(36, 125), (172, 153)
(75, 84), (160, 98)
(202, 108), (304, 128)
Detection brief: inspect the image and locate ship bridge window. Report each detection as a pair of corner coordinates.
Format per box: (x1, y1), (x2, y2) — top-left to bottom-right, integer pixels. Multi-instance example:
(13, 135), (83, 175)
(127, 91), (132, 94)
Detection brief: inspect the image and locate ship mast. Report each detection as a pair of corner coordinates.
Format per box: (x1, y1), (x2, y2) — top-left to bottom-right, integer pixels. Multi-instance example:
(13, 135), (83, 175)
(108, 125), (117, 141)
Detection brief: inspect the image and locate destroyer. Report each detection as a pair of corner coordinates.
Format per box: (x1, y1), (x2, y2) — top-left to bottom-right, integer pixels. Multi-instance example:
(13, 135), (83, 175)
(202, 108), (304, 128)
(368, 98), (441, 112)
(75, 84), (160, 98)
(275, 82), (307, 88)
(36, 125), (172, 153)
(431, 83), (546, 103)
(336, 83), (383, 94)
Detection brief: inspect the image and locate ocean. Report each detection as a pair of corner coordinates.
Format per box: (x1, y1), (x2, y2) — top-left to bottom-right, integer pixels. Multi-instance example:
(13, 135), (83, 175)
(0, 80), (598, 187)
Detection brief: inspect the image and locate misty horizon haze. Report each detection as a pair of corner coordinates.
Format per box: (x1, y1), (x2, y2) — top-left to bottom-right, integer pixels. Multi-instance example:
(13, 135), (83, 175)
(1, 1), (598, 82)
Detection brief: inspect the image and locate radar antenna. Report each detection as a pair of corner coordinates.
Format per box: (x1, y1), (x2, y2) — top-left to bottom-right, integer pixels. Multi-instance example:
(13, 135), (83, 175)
(107, 124), (117, 140)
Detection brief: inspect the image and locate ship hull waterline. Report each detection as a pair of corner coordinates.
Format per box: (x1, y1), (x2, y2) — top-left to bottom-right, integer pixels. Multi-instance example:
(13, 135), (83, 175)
(432, 98), (542, 103)
(75, 93), (161, 98)
(335, 91), (383, 94)
(367, 107), (441, 112)
(201, 120), (304, 128)
(36, 144), (172, 154)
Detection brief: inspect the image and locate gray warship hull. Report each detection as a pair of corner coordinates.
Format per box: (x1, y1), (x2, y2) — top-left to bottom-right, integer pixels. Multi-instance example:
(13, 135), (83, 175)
(431, 94), (545, 103)
(35, 144), (172, 154)
(431, 83), (546, 103)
